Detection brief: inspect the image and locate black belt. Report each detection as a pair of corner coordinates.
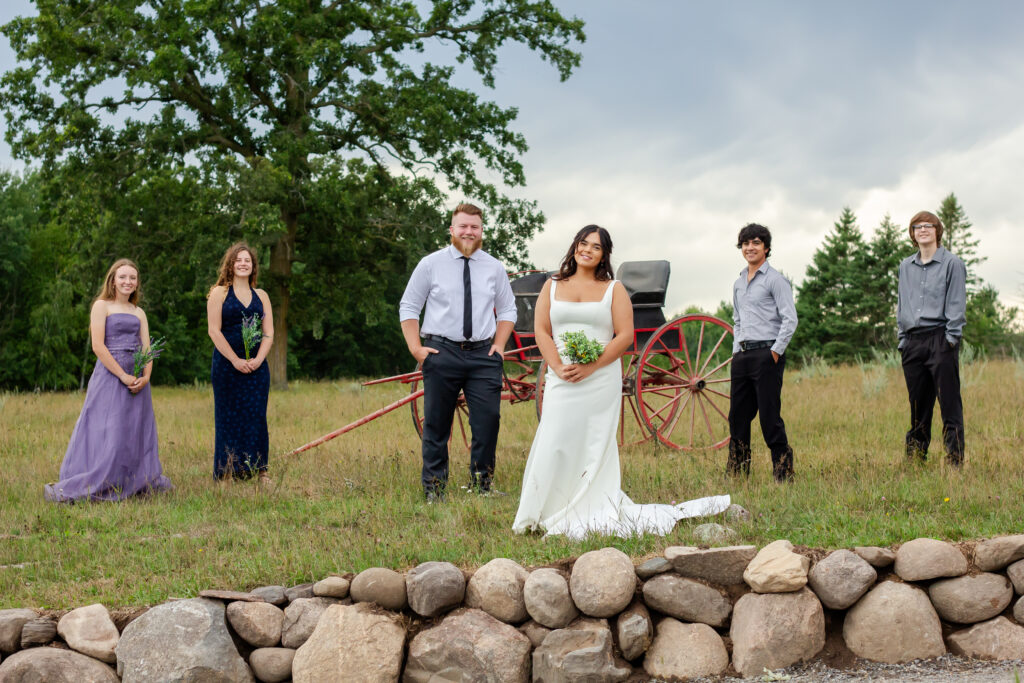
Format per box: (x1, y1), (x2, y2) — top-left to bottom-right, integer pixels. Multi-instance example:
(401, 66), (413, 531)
(906, 326), (944, 338)
(423, 334), (492, 351)
(739, 339), (775, 352)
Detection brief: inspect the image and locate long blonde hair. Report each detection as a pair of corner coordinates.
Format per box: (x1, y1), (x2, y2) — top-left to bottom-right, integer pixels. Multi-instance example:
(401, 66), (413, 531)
(210, 242), (258, 296)
(96, 258), (141, 304)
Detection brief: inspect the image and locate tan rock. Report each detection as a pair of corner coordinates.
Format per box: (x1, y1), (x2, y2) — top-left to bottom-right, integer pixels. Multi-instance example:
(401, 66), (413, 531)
(928, 572), (1013, 624)
(730, 587), (824, 677)
(893, 538), (967, 581)
(404, 608), (531, 683)
(465, 558), (529, 624)
(251, 585), (288, 605)
(313, 576), (350, 599)
(532, 618), (631, 683)
(947, 617), (1024, 660)
(249, 647), (295, 683)
(20, 617), (57, 648)
(615, 601), (653, 661)
(807, 549), (877, 609)
(406, 561), (466, 618)
(569, 547), (637, 618)
(292, 603), (405, 682)
(1007, 559), (1024, 594)
(518, 620), (551, 648)
(227, 600), (285, 648)
(665, 545), (757, 585)
(641, 573), (732, 627)
(975, 535), (1024, 572)
(0, 608), (37, 654)
(643, 618), (728, 680)
(285, 583), (315, 602)
(1014, 596), (1024, 624)
(199, 589), (261, 602)
(350, 568), (407, 611)
(635, 557), (672, 580)
(282, 597), (339, 649)
(843, 581), (944, 663)
(524, 568), (578, 629)
(743, 540), (809, 593)
(0, 647), (120, 682)
(57, 603), (119, 664)
(853, 546), (896, 567)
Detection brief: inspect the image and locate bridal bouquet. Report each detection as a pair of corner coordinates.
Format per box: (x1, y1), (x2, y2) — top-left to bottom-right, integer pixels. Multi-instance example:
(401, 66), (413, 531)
(558, 331), (603, 364)
(241, 313), (263, 360)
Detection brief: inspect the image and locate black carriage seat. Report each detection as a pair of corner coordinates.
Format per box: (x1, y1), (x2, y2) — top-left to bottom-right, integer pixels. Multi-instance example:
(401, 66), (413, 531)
(618, 260), (670, 333)
(509, 270), (554, 334)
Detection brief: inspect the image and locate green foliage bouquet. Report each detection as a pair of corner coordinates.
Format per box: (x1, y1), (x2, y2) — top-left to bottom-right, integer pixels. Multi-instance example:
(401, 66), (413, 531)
(242, 313), (263, 360)
(558, 331), (603, 364)
(130, 337), (167, 396)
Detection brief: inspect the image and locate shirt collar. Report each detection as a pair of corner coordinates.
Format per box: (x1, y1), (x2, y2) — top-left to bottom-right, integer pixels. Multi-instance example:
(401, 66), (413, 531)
(446, 244), (482, 260)
(738, 260), (772, 278)
(912, 246), (947, 266)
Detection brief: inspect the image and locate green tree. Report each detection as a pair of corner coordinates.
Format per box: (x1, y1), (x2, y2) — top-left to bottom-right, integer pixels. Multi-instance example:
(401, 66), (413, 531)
(792, 207), (869, 361)
(856, 213), (914, 348)
(1, 0), (585, 386)
(937, 192), (985, 289)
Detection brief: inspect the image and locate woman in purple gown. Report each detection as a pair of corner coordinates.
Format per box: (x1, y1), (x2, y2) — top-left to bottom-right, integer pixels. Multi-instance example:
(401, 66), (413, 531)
(207, 242), (274, 482)
(45, 259), (173, 502)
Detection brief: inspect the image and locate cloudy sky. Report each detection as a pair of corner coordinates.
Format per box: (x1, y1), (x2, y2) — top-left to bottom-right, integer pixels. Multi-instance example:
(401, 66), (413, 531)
(3, 1), (1023, 315)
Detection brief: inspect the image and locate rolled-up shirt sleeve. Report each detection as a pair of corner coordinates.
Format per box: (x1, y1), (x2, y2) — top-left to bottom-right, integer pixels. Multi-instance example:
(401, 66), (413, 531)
(399, 260), (431, 322)
(493, 267), (517, 324)
(770, 276), (798, 356)
(944, 256), (967, 344)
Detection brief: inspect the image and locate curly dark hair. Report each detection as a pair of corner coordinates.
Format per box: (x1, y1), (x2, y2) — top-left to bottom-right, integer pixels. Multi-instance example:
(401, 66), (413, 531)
(736, 223), (772, 258)
(555, 225), (614, 281)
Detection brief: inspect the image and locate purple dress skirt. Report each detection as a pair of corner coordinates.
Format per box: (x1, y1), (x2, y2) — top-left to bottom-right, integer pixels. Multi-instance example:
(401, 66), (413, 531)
(44, 313), (173, 502)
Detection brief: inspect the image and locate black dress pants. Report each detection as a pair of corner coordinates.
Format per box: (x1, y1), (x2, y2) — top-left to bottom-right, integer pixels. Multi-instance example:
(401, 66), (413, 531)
(420, 343), (503, 492)
(901, 328), (964, 463)
(728, 347), (790, 460)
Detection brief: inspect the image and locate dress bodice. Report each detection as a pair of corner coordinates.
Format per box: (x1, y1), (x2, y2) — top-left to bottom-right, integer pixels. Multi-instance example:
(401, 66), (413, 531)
(549, 279), (616, 356)
(221, 286), (264, 354)
(104, 313), (142, 353)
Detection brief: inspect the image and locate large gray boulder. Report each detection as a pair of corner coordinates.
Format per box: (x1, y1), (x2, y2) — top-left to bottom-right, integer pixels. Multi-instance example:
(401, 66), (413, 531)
(350, 568), (408, 611)
(465, 558), (530, 624)
(893, 538), (967, 581)
(807, 549), (877, 609)
(641, 573), (732, 627)
(843, 581), (945, 663)
(282, 597), (340, 649)
(406, 561), (467, 618)
(532, 618), (631, 683)
(928, 572), (1013, 624)
(643, 618), (728, 680)
(615, 601), (653, 661)
(744, 540), (809, 593)
(974, 534), (1024, 572)
(58, 603), (119, 664)
(293, 603), (405, 682)
(0, 608), (37, 654)
(665, 545), (757, 585)
(404, 608), (532, 683)
(0, 647), (120, 682)
(115, 598), (254, 682)
(570, 548), (637, 618)
(249, 647), (296, 683)
(730, 586), (824, 677)
(524, 568), (578, 629)
(227, 600), (285, 647)
(947, 617), (1024, 660)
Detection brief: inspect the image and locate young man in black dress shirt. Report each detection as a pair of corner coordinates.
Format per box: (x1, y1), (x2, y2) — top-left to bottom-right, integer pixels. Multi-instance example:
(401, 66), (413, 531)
(727, 224), (798, 482)
(897, 210), (967, 467)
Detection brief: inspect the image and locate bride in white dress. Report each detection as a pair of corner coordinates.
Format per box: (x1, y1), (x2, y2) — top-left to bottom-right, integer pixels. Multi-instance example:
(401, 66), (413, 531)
(512, 226), (729, 539)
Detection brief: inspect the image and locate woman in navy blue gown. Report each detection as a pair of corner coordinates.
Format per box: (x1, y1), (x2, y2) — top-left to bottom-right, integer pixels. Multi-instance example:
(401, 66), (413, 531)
(207, 242), (274, 481)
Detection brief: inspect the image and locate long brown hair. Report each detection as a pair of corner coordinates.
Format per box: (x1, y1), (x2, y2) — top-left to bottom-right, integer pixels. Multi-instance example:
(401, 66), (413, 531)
(210, 242), (259, 295)
(96, 258), (141, 304)
(554, 225), (614, 281)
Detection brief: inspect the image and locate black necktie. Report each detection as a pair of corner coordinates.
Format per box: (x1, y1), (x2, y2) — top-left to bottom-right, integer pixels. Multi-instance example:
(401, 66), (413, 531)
(462, 256), (473, 340)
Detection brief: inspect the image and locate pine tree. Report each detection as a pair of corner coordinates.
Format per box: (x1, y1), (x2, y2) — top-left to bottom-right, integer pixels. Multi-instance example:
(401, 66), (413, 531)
(792, 207), (869, 361)
(937, 193), (985, 289)
(857, 214), (915, 347)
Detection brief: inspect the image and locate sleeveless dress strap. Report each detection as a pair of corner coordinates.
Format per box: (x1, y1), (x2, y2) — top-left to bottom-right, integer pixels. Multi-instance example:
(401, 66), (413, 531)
(602, 279), (617, 305)
(550, 279), (558, 303)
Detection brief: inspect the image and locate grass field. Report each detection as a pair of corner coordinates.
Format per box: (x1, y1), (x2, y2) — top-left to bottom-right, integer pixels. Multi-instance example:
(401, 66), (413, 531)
(2, 357), (1023, 610)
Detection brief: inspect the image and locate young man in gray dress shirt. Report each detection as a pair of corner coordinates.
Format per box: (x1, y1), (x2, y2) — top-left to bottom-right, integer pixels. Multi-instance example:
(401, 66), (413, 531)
(897, 210), (967, 467)
(727, 223), (799, 482)
(399, 203), (516, 501)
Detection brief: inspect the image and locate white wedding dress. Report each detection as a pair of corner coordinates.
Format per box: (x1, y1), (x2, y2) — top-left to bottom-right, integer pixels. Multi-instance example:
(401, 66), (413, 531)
(512, 279), (729, 540)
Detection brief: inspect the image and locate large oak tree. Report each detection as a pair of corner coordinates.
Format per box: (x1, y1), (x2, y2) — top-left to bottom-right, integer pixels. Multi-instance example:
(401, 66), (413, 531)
(1, 0), (585, 386)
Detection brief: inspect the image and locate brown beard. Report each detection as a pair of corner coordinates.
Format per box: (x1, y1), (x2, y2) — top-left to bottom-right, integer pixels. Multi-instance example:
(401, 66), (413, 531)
(451, 234), (482, 257)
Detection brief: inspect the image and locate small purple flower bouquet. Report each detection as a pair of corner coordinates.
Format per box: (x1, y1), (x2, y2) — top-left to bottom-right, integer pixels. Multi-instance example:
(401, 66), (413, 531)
(242, 313), (263, 360)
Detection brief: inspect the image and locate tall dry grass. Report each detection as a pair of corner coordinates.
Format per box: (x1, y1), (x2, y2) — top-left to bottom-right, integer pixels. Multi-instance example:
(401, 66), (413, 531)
(1, 359), (1022, 609)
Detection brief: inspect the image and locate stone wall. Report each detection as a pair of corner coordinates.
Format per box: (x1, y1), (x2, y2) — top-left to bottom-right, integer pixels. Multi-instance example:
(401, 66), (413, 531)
(2, 534), (1024, 681)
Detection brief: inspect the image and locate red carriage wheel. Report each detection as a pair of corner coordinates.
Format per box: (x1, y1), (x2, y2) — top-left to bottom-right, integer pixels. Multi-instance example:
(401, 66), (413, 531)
(634, 315), (733, 450)
(409, 362), (471, 451)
